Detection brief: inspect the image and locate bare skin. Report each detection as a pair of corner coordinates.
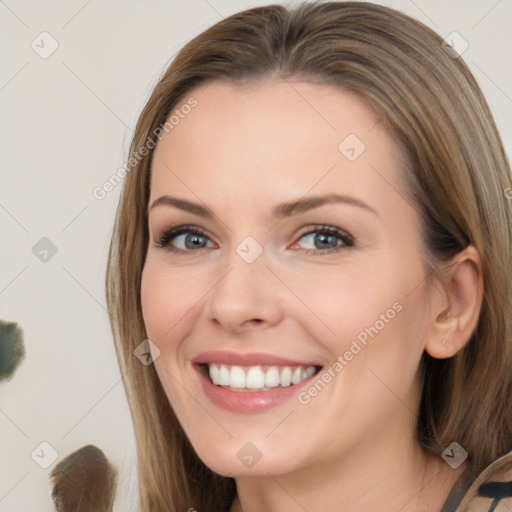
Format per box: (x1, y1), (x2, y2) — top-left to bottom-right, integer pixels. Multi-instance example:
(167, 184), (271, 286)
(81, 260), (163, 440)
(141, 77), (483, 511)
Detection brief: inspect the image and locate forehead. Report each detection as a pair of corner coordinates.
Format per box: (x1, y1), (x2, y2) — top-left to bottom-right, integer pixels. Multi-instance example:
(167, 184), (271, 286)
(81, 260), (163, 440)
(150, 78), (406, 210)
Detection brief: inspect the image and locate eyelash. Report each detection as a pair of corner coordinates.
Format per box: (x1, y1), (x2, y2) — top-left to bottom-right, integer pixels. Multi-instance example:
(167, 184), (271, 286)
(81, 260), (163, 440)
(154, 224), (355, 256)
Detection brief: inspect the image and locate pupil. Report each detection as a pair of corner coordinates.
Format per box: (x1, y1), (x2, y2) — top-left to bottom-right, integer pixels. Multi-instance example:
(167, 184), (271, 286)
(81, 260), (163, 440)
(316, 233), (336, 249)
(186, 234), (205, 249)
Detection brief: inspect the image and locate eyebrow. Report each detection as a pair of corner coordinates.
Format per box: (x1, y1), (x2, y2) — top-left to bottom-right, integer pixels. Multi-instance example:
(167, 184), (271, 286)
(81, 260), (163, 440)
(147, 193), (378, 219)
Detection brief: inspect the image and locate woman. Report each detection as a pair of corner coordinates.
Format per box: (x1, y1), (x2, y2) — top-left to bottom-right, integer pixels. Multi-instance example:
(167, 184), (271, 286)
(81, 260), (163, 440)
(105, 2), (512, 510)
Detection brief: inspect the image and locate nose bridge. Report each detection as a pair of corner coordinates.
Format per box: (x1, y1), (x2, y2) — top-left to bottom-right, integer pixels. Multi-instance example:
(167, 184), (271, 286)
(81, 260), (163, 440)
(205, 237), (284, 329)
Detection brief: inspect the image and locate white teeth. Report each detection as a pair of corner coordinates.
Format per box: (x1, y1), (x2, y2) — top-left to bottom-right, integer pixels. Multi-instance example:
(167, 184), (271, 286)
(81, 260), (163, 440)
(206, 363), (317, 390)
(305, 366), (316, 379)
(209, 364), (219, 384)
(280, 367), (292, 387)
(291, 367), (302, 385)
(219, 364), (230, 385)
(230, 366), (246, 388)
(265, 367), (280, 388)
(246, 366), (265, 389)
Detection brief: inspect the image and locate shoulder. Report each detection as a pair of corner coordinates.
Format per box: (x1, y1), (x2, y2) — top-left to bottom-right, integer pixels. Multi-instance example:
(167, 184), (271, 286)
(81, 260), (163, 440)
(444, 449), (512, 512)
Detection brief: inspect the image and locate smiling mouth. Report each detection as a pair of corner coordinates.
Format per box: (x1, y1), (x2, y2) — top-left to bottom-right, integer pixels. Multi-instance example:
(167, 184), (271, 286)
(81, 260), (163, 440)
(200, 363), (322, 392)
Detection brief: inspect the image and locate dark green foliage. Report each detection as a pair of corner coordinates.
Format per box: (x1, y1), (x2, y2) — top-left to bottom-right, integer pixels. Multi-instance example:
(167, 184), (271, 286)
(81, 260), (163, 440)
(0, 320), (25, 381)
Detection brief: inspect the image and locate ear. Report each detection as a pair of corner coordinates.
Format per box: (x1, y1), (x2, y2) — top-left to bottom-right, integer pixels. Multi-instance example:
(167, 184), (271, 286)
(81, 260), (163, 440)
(424, 245), (484, 359)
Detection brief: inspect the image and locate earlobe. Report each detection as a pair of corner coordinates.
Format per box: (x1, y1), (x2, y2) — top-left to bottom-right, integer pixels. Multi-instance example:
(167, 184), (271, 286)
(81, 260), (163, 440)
(424, 246), (484, 360)
(426, 316), (459, 359)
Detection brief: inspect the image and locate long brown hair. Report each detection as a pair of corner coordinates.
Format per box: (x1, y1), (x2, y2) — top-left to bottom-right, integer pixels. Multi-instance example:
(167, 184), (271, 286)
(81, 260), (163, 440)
(105, 2), (512, 509)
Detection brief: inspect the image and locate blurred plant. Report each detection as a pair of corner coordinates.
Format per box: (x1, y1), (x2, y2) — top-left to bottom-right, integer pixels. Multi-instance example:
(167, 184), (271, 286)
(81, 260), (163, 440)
(0, 320), (25, 381)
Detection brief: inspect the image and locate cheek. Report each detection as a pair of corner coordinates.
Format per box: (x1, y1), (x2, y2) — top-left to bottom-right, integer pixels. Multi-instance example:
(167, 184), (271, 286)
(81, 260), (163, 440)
(293, 257), (428, 399)
(140, 259), (196, 344)
(291, 266), (403, 356)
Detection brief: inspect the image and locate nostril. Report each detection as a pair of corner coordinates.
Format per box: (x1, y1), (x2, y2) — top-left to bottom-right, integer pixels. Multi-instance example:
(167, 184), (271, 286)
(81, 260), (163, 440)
(243, 318), (264, 326)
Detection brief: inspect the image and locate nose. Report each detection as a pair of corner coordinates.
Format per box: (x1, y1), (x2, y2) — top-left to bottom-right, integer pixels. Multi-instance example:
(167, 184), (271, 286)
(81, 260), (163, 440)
(204, 248), (286, 334)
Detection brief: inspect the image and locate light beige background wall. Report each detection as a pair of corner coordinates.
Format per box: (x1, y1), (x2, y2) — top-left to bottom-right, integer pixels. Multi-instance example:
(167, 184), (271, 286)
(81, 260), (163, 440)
(1, 0), (511, 510)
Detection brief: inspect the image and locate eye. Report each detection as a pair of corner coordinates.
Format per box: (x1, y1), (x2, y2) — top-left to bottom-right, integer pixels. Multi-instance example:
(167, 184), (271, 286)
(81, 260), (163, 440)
(155, 225), (215, 252)
(154, 224), (355, 256)
(292, 225), (354, 255)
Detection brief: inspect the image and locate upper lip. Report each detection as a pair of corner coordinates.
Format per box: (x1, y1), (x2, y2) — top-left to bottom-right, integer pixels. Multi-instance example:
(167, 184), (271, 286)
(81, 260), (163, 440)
(192, 351), (321, 367)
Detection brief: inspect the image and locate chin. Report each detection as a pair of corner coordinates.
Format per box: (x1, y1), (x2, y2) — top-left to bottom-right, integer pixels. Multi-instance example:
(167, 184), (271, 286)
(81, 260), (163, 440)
(195, 443), (299, 478)
(175, 418), (301, 476)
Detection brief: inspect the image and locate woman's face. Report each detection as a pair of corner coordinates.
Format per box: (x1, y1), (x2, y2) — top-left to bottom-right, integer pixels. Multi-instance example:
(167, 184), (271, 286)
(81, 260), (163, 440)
(141, 78), (436, 477)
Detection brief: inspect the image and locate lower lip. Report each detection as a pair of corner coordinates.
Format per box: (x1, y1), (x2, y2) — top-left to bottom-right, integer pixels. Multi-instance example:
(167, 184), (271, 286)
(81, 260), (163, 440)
(195, 365), (316, 414)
